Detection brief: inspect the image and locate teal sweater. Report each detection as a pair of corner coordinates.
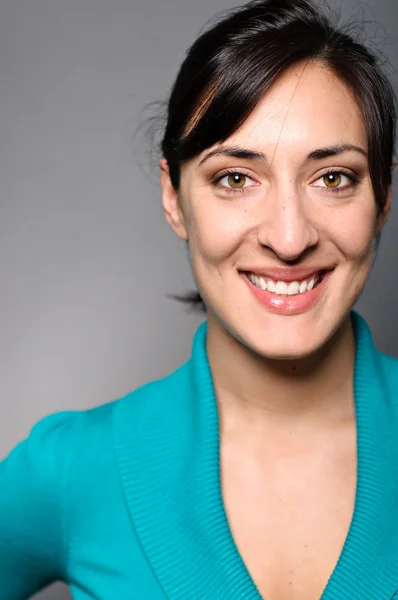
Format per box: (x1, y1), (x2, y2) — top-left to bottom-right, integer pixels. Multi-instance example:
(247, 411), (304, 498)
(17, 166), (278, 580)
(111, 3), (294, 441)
(2, 311), (398, 600)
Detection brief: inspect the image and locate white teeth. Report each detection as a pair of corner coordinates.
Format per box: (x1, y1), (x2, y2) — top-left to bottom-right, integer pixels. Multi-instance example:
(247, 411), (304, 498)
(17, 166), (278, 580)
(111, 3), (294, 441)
(259, 278), (267, 290)
(287, 281), (300, 295)
(275, 281), (288, 295)
(267, 280), (276, 292)
(247, 272), (322, 296)
(299, 280), (307, 294)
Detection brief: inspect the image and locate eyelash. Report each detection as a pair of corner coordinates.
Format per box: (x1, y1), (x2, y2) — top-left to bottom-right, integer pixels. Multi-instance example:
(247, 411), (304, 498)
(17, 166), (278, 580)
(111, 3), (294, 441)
(212, 168), (360, 195)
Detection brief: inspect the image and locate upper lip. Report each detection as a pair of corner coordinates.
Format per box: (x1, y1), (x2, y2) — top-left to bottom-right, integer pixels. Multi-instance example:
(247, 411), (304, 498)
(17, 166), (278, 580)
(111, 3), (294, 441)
(240, 266), (333, 282)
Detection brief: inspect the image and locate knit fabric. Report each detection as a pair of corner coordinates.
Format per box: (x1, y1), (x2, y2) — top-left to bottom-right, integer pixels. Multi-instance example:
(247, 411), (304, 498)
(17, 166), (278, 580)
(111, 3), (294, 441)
(2, 311), (398, 599)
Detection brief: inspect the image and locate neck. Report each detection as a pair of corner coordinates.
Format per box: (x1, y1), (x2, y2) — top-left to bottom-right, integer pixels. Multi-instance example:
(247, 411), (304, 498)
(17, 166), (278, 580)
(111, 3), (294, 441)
(206, 312), (356, 432)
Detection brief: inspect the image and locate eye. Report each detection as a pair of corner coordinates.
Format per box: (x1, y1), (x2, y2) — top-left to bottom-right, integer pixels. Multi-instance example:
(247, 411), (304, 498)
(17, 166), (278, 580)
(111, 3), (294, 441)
(311, 170), (358, 192)
(213, 170), (257, 193)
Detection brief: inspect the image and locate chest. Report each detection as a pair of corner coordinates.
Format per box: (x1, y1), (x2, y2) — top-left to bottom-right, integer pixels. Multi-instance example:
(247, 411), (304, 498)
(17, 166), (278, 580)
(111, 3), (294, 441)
(220, 423), (357, 600)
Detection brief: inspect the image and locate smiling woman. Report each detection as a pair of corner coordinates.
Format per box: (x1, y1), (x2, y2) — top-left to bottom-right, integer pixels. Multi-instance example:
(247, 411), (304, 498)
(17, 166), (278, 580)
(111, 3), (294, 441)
(1, 1), (398, 600)
(160, 57), (384, 359)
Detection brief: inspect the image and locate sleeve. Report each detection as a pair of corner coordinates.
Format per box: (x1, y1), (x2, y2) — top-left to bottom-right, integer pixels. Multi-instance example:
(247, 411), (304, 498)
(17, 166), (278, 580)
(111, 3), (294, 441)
(0, 411), (80, 600)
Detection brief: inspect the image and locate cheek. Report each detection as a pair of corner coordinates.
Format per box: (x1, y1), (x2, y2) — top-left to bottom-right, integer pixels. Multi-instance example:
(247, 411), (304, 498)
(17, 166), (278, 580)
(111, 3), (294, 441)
(186, 201), (253, 264)
(328, 203), (376, 261)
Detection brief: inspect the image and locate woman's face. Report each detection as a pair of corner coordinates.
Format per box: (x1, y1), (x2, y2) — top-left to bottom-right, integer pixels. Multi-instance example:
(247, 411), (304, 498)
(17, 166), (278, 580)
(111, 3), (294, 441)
(161, 60), (391, 359)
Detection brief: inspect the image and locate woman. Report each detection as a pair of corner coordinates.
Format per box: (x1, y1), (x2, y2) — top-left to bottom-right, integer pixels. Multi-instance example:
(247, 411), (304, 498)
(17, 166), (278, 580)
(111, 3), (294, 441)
(1, 0), (397, 599)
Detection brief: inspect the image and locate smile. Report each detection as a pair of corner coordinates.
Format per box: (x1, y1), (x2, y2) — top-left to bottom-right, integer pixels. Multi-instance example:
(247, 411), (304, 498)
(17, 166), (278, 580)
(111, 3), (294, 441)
(245, 271), (324, 296)
(241, 268), (332, 315)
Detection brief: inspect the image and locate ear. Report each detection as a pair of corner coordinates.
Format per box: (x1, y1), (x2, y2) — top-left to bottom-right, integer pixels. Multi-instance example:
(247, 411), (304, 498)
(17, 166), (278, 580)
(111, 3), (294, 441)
(159, 158), (188, 240)
(375, 186), (392, 236)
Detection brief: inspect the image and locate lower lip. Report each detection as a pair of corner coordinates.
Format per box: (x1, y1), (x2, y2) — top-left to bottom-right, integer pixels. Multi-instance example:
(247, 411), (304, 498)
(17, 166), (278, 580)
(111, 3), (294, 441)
(242, 271), (331, 315)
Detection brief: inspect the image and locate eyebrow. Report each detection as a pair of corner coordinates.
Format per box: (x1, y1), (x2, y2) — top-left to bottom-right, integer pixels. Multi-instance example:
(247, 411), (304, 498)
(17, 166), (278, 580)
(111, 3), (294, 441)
(198, 146), (265, 165)
(308, 144), (368, 160)
(198, 143), (368, 165)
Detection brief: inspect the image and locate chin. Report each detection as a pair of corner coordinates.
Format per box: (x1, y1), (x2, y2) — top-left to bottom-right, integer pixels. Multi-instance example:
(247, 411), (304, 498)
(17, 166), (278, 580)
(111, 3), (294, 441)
(243, 334), (331, 361)
(218, 303), (352, 363)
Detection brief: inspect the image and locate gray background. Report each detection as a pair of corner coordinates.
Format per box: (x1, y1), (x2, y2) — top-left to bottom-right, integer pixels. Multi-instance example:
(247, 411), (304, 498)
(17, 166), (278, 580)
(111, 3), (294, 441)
(0, 0), (397, 598)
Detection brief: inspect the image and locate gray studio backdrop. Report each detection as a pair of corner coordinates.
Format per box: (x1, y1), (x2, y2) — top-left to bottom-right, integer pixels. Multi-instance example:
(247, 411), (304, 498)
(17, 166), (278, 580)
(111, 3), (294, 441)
(1, 0), (397, 599)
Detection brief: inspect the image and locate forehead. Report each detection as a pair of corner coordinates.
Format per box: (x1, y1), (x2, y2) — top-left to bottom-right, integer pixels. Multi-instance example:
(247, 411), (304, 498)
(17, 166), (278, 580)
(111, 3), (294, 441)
(221, 60), (367, 154)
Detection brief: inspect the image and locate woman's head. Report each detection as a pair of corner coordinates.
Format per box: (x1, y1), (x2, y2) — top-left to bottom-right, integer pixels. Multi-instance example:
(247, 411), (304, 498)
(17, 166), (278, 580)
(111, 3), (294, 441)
(159, 0), (396, 360)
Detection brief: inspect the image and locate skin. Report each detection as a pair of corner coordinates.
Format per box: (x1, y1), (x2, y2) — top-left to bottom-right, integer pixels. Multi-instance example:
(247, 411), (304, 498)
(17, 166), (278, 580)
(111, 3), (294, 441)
(160, 59), (391, 425)
(160, 59), (392, 598)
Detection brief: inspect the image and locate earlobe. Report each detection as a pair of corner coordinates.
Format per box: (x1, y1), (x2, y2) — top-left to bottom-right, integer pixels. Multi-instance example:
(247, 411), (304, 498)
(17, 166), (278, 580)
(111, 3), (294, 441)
(159, 158), (188, 240)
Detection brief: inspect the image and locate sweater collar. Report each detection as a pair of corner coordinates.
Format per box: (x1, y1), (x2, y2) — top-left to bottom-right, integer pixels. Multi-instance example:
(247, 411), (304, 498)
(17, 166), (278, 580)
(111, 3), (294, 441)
(114, 311), (398, 599)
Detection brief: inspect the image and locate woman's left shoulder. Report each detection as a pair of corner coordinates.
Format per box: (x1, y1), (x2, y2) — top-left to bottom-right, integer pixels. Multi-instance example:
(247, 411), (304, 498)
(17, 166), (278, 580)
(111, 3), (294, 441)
(375, 349), (398, 391)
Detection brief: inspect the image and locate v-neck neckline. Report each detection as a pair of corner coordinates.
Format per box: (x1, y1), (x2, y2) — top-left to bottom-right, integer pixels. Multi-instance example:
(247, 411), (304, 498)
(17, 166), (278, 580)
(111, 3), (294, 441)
(114, 311), (398, 599)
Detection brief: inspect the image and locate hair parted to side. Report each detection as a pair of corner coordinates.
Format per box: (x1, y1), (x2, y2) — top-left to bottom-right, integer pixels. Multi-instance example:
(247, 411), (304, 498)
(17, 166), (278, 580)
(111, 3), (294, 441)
(156, 0), (397, 311)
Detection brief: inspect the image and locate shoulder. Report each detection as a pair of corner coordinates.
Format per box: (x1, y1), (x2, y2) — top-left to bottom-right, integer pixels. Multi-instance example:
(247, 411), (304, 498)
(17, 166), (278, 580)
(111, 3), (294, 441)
(2, 399), (119, 493)
(113, 360), (192, 425)
(4, 410), (82, 482)
(376, 349), (398, 388)
(4, 359), (194, 494)
(20, 401), (114, 460)
(372, 347), (398, 413)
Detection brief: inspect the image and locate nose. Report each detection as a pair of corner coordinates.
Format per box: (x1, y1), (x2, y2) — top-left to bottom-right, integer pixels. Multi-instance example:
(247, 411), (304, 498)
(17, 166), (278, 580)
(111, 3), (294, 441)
(256, 185), (319, 261)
